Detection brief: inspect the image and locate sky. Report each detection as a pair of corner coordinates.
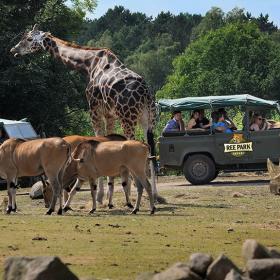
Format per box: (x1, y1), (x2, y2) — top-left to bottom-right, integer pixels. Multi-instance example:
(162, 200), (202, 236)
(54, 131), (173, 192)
(86, 0), (280, 27)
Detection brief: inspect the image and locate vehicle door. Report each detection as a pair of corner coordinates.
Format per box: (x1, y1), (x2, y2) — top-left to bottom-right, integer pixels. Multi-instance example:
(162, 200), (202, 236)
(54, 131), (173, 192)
(248, 129), (280, 163)
(213, 131), (252, 165)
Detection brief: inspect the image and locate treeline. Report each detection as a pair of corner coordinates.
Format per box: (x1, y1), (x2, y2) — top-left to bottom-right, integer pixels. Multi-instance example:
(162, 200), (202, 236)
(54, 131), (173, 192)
(1, 2), (279, 136)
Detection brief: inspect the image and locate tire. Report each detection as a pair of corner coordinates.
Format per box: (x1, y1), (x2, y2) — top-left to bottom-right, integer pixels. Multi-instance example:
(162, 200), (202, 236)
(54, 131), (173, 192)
(211, 170), (219, 181)
(183, 154), (216, 185)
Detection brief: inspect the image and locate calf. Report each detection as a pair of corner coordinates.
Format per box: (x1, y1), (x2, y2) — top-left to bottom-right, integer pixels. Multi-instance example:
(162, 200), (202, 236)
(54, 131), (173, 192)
(43, 134), (133, 211)
(0, 138), (70, 214)
(72, 140), (155, 214)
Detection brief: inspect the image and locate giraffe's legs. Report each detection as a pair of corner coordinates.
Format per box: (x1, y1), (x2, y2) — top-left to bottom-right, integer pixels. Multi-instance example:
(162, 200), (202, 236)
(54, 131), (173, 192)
(104, 115), (116, 206)
(90, 112), (107, 204)
(139, 116), (166, 204)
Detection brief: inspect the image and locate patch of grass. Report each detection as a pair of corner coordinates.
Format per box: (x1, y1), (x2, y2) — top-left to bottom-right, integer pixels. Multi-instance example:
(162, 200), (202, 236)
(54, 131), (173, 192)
(0, 177), (279, 280)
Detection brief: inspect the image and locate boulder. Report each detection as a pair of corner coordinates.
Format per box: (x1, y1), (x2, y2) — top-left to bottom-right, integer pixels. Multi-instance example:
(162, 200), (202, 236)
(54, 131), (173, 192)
(153, 262), (202, 280)
(206, 254), (240, 280)
(29, 181), (44, 199)
(242, 239), (270, 261)
(4, 256), (79, 280)
(245, 259), (280, 280)
(188, 253), (213, 277)
(225, 269), (251, 280)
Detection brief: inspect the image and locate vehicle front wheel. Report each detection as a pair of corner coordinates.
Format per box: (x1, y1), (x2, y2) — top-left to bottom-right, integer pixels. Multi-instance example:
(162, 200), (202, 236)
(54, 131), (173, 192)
(183, 154), (216, 185)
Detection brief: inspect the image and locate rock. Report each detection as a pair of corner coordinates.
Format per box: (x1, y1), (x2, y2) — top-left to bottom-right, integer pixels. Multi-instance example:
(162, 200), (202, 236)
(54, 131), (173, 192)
(4, 256), (79, 280)
(268, 248), (280, 258)
(206, 254), (240, 280)
(29, 181), (44, 199)
(136, 272), (155, 280)
(242, 239), (270, 261)
(245, 259), (280, 280)
(153, 262), (202, 280)
(232, 192), (245, 198)
(188, 253), (213, 277)
(225, 269), (251, 280)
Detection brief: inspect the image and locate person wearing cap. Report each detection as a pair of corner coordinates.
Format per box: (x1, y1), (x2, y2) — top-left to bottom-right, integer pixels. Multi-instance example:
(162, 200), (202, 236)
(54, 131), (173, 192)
(212, 112), (233, 133)
(218, 108), (237, 130)
(163, 110), (185, 132)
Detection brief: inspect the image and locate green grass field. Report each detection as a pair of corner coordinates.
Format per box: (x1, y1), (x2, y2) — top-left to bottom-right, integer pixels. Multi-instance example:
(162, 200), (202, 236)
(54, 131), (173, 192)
(0, 176), (279, 280)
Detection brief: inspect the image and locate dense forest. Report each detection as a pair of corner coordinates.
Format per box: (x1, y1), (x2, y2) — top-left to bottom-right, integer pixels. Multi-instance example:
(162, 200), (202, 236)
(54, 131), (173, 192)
(1, 1), (280, 136)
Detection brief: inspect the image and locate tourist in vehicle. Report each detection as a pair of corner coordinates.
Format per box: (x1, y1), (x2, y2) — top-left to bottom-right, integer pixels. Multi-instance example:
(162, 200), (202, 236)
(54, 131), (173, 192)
(250, 113), (271, 131)
(218, 108), (237, 130)
(212, 112), (233, 133)
(199, 109), (211, 129)
(163, 110), (185, 132)
(187, 110), (201, 129)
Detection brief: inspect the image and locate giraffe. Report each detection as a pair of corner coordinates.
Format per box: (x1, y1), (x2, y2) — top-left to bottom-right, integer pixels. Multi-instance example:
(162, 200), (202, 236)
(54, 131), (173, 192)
(10, 24), (163, 203)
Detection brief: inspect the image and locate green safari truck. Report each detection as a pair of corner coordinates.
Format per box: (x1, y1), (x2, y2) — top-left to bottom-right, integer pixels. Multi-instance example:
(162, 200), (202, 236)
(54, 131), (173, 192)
(158, 94), (280, 185)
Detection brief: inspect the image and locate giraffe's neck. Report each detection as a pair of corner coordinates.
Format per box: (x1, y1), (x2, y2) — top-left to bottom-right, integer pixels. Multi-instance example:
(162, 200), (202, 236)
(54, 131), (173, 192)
(42, 35), (106, 75)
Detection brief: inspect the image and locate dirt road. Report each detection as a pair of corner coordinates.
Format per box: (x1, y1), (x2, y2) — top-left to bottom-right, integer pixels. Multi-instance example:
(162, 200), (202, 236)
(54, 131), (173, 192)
(156, 172), (270, 190)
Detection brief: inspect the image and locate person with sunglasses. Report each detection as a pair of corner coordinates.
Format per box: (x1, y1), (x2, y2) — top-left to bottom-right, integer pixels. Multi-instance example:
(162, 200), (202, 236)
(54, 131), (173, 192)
(250, 113), (271, 131)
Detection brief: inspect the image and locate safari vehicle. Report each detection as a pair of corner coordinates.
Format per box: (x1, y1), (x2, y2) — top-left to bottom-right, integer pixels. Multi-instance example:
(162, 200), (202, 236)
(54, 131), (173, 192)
(0, 118), (39, 187)
(0, 118), (38, 141)
(158, 94), (280, 185)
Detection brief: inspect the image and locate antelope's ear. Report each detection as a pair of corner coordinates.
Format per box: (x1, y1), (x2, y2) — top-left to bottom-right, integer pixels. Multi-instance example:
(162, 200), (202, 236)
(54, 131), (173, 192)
(32, 24), (39, 31)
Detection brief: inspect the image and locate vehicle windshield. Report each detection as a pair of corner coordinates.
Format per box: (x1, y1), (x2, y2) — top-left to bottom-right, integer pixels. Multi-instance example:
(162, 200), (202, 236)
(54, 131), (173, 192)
(4, 123), (38, 139)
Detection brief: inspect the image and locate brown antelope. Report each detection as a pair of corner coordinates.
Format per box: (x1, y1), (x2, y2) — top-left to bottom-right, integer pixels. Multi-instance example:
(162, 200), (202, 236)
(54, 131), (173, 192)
(0, 138), (70, 215)
(71, 140), (155, 214)
(43, 134), (133, 211)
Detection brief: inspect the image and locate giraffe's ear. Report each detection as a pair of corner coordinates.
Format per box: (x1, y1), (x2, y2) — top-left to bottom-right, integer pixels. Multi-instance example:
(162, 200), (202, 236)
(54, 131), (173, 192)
(32, 24), (39, 31)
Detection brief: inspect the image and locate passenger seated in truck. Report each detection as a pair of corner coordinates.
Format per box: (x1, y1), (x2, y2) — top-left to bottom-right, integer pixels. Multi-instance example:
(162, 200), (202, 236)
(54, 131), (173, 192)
(250, 113), (271, 131)
(199, 109), (211, 129)
(212, 112), (233, 133)
(163, 110), (185, 132)
(218, 108), (237, 130)
(187, 110), (202, 129)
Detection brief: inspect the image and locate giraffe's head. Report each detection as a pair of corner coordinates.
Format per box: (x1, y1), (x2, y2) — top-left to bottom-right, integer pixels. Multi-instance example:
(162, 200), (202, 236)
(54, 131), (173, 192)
(10, 24), (47, 57)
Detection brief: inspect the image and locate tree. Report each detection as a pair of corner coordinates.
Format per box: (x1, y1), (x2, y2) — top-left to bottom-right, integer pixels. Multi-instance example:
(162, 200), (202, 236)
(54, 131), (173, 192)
(253, 13), (278, 34)
(191, 7), (224, 40)
(125, 34), (180, 91)
(157, 22), (280, 100)
(225, 7), (248, 23)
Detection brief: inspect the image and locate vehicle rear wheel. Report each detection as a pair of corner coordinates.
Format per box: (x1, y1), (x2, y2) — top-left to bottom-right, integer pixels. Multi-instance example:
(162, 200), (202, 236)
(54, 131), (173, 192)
(183, 154), (216, 185)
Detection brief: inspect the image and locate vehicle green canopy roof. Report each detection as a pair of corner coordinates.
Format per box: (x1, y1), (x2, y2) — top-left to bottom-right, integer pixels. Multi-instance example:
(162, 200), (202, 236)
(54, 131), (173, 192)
(157, 94), (280, 112)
